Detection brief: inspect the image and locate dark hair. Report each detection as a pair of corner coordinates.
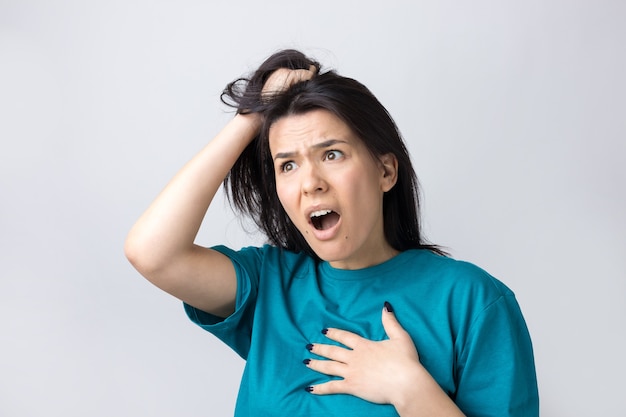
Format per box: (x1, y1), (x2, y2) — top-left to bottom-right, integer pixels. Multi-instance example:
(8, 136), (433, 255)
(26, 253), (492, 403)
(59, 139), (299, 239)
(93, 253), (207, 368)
(221, 49), (445, 258)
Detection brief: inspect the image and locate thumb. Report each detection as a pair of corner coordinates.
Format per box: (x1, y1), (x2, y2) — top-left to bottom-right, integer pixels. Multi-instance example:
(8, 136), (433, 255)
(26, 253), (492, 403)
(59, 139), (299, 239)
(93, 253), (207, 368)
(381, 301), (409, 340)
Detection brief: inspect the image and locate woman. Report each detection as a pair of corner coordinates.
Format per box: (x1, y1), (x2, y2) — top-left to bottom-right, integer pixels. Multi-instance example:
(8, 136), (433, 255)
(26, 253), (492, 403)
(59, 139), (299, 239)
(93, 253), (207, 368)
(125, 49), (539, 416)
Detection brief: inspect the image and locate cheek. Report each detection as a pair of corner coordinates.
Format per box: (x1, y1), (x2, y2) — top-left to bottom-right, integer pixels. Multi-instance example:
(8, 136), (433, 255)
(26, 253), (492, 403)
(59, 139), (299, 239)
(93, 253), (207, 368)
(275, 181), (297, 217)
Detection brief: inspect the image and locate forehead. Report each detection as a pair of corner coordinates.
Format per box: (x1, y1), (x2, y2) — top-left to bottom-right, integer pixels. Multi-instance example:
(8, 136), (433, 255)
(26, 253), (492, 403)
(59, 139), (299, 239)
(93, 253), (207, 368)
(268, 109), (358, 152)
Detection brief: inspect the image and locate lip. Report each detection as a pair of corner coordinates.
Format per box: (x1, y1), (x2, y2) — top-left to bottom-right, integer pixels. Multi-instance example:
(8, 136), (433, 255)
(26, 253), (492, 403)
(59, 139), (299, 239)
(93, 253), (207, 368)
(305, 205), (334, 219)
(305, 205), (341, 241)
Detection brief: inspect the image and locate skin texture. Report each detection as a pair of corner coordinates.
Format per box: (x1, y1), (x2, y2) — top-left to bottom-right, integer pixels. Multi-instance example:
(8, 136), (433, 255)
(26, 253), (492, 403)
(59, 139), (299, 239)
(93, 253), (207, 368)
(305, 304), (465, 417)
(270, 109), (464, 415)
(269, 109), (399, 270)
(124, 68), (314, 318)
(126, 66), (465, 416)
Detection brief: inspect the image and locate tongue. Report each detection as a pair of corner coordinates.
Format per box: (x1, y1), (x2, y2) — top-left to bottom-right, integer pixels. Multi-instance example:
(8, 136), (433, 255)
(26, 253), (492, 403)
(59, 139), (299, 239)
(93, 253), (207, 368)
(320, 212), (340, 230)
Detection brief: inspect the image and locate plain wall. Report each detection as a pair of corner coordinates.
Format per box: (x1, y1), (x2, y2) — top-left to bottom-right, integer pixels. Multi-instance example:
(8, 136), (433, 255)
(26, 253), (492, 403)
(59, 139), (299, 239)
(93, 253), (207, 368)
(1, 1), (624, 416)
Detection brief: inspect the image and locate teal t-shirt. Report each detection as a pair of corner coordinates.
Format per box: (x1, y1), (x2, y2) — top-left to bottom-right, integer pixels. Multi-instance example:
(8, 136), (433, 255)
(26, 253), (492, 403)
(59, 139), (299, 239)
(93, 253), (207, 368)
(184, 245), (538, 417)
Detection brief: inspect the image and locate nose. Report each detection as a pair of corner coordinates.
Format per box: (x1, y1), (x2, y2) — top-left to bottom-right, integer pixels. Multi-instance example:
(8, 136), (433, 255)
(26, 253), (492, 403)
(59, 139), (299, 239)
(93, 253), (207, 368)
(300, 162), (327, 195)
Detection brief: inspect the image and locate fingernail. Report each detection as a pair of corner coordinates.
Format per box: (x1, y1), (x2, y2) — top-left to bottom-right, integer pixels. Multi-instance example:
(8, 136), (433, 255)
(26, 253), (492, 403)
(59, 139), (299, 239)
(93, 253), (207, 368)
(384, 301), (394, 313)
(305, 386), (314, 393)
(321, 328), (328, 335)
(302, 359), (311, 365)
(306, 343), (314, 351)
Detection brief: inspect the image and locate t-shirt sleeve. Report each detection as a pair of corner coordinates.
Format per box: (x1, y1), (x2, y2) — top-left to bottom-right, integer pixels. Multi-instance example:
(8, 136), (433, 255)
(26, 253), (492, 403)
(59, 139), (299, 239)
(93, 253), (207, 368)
(183, 245), (263, 360)
(454, 293), (539, 417)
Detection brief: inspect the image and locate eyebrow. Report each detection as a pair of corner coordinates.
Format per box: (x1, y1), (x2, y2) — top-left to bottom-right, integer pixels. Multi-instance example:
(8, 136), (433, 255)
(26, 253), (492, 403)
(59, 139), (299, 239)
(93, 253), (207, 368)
(273, 139), (348, 161)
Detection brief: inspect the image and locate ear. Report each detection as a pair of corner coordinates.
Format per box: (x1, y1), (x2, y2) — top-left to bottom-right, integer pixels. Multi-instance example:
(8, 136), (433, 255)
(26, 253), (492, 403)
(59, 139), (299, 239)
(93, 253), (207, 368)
(379, 153), (398, 192)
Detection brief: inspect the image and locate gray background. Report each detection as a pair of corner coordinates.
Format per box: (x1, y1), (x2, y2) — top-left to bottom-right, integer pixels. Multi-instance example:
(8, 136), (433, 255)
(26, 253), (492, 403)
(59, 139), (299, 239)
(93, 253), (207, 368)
(1, 0), (624, 416)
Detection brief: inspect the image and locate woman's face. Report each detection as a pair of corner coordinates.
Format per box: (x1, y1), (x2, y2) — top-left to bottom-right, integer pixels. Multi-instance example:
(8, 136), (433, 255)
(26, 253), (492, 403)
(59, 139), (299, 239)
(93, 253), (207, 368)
(269, 109), (398, 269)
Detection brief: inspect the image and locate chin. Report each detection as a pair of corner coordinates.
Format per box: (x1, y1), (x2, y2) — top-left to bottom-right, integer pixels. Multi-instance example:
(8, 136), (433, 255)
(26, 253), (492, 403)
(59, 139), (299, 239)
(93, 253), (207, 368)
(309, 244), (353, 264)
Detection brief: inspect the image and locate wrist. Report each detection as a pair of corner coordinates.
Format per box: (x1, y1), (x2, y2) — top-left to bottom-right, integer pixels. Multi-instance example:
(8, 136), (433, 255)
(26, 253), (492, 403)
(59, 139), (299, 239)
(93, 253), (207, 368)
(219, 113), (262, 149)
(233, 112), (262, 133)
(392, 365), (465, 417)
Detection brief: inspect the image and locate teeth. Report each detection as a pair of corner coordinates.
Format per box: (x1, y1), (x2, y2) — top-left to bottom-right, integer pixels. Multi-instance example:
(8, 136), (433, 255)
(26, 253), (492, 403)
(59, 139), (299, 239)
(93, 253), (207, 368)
(310, 209), (332, 218)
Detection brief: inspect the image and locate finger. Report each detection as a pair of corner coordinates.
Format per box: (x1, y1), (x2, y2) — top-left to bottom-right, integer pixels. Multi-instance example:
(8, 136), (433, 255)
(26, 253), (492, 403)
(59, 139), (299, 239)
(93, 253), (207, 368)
(288, 65), (317, 80)
(322, 327), (365, 349)
(282, 69), (313, 90)
(304, 358), (347, 378)
(308, 342), (351, 363)
(294, 66), (316, 80)
(381, 301), (410, 340)
(306, 379), (347, 396)
(264, 67), (315, 96)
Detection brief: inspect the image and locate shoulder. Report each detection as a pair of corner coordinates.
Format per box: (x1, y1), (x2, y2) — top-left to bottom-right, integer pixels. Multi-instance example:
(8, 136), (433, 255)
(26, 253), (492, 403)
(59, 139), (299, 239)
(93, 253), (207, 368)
(404, 251), (527, 342)
(403, 249), (514, 304)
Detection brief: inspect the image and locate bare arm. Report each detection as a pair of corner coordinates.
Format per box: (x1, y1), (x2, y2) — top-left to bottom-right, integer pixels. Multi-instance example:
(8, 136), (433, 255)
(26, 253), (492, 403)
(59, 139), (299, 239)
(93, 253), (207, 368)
(125, 66), (316, 318)
(124, 114), (261, 317)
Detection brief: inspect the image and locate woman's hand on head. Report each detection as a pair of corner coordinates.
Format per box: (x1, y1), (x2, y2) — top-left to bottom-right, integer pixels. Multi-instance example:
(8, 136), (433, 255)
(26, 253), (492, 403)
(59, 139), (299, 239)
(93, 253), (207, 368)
(261, 65), (317, 101)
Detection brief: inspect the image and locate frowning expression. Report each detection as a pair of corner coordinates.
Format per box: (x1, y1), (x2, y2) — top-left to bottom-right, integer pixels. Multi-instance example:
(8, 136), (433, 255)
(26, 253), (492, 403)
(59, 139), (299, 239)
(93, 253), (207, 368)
(269, 109), (398, 269)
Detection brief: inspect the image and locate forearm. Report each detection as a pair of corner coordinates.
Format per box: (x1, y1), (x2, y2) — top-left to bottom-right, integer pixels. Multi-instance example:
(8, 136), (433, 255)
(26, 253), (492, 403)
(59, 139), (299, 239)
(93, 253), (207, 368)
(125, 113), (261, 271)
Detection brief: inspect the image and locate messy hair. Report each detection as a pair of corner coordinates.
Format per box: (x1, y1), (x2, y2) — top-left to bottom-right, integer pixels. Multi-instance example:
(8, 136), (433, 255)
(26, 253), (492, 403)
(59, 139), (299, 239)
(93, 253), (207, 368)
(221, 49), (444, 258)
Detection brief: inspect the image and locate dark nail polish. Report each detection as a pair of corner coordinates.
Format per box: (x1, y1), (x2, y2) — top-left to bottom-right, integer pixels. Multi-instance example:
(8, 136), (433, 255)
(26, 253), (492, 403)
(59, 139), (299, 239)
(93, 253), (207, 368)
(321, 328), (328, 335)
(303, 358), (311, 365)
(384, 301), (394, 313)
(305, 386), (314, 393)
(306, 343), (314, 351)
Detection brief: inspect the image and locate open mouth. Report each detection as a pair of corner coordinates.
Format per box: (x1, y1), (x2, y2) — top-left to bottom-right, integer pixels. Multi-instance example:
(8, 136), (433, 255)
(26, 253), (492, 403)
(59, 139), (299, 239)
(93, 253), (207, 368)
(310, 209), (340, 231)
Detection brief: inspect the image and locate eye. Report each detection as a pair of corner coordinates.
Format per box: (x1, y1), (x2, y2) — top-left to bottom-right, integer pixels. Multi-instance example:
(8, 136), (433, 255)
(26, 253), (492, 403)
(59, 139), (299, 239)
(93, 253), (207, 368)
(280, 161), (298, 173)
(324, 150), (344, 161)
